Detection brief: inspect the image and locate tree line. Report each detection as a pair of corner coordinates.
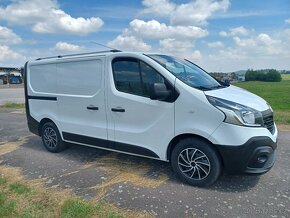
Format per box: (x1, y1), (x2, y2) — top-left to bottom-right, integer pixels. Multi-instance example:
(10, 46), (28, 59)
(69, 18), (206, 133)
(245, 69), (281, 82)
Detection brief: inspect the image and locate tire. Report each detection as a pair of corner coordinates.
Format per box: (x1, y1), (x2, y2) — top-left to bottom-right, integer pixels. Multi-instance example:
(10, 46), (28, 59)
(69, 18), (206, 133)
(41, 122), (66, 153)
(171, 138), (221, 187)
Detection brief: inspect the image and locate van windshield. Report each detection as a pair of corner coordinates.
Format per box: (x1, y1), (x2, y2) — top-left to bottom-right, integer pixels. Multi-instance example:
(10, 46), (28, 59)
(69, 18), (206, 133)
(147, 54), (225, 91)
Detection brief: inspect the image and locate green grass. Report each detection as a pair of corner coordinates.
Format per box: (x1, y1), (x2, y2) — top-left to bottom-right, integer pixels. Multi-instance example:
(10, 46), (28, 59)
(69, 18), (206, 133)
(60, 199), (95, 218)
(0, 171), (134, 218)
(9, 183), (31, 195)
(0, 102), (25, 109)
(235, 74), (290, 125)
(0, 192), (17, 217)
(61, 199), (126, 218)
(0, 177), (7, 185)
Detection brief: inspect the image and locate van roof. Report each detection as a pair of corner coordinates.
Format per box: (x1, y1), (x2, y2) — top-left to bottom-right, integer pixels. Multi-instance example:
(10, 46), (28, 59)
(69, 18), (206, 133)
(35, 49), (122, 61)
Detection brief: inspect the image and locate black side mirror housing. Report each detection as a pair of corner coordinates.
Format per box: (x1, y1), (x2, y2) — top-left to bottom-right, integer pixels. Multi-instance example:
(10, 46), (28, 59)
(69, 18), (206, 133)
(224, 79), (230, 85)
(150, 83), (171, 101)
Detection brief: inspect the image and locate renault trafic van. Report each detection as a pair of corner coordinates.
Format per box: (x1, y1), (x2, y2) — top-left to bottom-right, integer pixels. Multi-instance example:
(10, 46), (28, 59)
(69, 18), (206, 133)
(24, 50), (277, 186)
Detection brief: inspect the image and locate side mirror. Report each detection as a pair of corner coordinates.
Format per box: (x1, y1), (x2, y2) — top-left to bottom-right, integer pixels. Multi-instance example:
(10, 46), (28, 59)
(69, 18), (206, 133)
(224, 79), (230, 85)
(150, 83), (171, 101)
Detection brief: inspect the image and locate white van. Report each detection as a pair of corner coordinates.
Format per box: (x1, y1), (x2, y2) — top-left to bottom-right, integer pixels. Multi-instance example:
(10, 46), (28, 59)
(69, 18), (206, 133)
(24, 50), (277, 186)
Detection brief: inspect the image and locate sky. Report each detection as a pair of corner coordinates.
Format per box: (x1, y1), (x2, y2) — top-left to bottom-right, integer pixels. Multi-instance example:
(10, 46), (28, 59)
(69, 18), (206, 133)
(0, 0), (290, 72)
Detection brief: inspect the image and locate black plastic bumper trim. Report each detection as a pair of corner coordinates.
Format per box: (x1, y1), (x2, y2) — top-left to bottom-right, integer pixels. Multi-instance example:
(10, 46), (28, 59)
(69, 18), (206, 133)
(215, 136), (277, 174)
(28, 96), (57, 101)
(62, 132), (160, 159)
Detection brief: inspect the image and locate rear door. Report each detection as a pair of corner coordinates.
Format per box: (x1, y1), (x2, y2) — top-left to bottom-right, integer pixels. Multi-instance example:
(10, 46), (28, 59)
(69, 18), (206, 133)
(57, 56), (108, 141)
(107, 56), (175, 159)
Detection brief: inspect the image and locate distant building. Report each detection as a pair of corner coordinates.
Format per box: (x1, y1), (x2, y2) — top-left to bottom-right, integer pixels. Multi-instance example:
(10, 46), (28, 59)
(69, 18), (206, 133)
(237, 75), (245, 81)
(0, 68), (23, 85)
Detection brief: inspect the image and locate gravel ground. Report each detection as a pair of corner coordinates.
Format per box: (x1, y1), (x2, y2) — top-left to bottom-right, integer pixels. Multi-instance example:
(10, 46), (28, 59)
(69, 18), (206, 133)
(0, 87), (24, 105)
(0, 110), (289, 218)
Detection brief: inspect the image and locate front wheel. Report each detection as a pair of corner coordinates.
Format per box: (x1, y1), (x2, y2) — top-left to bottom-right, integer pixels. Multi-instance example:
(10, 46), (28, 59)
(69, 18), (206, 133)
(41, 122), (66, 153)
(171, 138), (221, 187)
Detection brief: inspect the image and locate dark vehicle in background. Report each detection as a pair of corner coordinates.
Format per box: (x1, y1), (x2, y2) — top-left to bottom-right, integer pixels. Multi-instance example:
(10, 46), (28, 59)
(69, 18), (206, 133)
(9, 75), (22, 84)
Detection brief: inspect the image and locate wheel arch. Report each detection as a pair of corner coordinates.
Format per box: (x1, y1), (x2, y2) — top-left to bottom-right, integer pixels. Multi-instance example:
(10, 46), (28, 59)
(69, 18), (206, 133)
(167, 134), (223, 165)
(38, 118), (59, 136)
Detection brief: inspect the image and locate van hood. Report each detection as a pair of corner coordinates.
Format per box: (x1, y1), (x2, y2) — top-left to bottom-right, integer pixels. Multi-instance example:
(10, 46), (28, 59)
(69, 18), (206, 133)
(204, 85), (270, 112)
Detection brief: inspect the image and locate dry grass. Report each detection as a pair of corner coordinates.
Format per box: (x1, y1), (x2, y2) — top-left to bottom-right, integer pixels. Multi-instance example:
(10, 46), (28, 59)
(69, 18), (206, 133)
(0, 102), (25, 109)
(0, 165), (71, 217)
(0, 140), (153, 218)
(9, 109), (25, 114)
(0, 137), (27, 156)
(275, 111), (290, 125)
(84, 153), (169, 187)
(277, 124), (290, 131)
(0, 165), (153, 218)
(81, 153), (169, 200)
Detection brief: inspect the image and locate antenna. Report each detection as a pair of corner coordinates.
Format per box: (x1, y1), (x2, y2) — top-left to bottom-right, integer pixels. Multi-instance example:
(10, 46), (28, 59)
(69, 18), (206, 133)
(90, 41), (119, 51)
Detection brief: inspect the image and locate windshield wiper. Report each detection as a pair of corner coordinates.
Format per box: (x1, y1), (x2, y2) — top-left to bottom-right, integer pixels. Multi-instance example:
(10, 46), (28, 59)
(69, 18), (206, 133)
(211, 85), (226, 89)
(194, 86), (213, 91)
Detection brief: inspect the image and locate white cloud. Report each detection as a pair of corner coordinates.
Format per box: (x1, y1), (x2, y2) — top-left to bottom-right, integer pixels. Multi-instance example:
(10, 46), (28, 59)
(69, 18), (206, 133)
(233, 36), (256, 47)
(219, 31), (228, 37)
(159, 38), (193, 52)
(220, 26), (250, 37)
(159, 38), (201, 61)
(285, 18), (290, 24)
(108, 18), (207, 54)
(107, 35), (151, 52)
(256, 34), (282, 55)
(209, 49), (246, 61)
(141, 0), (175, 17)
(232, 34), (281, 55)
(0, 0), (104, 35)
(171, 0), (230, 26)
(206, 30), (290, 71)
(213, 10), (273, 19)
(0, 26), (22, 44)
(257, 33), (280, 45)
(141, 0), (230, 26)
(108, 1), (222, 63)
(186, 50), (202, 60)
(55, 42), (82, 52)
(207, 41), (224, 48)
(230, 26), (249, 36)
(0, 44), (25, 63)
(128, 19), (208, 39)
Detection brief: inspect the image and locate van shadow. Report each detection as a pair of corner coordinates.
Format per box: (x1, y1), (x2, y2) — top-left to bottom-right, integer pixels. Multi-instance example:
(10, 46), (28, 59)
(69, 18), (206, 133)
(2, 136), (261, 193)
(209, 173), (261, 192)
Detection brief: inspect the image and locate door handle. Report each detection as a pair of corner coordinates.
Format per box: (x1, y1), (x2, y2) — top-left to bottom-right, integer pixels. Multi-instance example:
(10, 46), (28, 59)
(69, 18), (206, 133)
(111, 108), (125, 112)
(87, 106), (99, 110)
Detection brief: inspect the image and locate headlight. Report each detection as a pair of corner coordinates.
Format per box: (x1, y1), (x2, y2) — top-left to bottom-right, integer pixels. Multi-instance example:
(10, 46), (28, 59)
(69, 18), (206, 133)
(207, 96), (263, 126)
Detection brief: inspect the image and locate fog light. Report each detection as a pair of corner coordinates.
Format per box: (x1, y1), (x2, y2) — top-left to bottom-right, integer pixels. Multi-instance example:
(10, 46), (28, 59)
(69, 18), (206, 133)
(257, 155), (268, 164)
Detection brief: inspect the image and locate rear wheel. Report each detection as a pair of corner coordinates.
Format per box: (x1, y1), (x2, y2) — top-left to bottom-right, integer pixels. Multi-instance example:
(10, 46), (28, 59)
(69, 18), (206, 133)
(171, 138), (221, 187)
(41, 122), (66, 153)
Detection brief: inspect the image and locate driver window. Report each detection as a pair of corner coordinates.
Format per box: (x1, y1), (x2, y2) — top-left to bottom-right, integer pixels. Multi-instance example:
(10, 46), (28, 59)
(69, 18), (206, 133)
(113, 58), (168, 98)
(140, 61), (165, 97)
(113, 60), (143, 96)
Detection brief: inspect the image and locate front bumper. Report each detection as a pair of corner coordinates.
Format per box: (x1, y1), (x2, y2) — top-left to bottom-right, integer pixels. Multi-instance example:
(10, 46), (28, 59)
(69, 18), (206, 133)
(215, 136), (277, 174)
(209, 122), (278, 174)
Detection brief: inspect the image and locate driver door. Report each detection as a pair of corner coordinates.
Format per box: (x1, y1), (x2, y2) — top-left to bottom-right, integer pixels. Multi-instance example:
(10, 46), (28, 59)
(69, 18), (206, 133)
(107, 57), (175, 159)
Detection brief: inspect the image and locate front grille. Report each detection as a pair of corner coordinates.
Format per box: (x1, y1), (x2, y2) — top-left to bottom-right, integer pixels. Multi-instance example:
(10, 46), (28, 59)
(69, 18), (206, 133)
(262, 110), (274, 134)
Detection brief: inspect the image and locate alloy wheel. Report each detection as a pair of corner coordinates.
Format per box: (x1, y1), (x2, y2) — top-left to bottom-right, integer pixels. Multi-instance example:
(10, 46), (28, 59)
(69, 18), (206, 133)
(43, 127), (57, 148)
(177, 148), (211, 180)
